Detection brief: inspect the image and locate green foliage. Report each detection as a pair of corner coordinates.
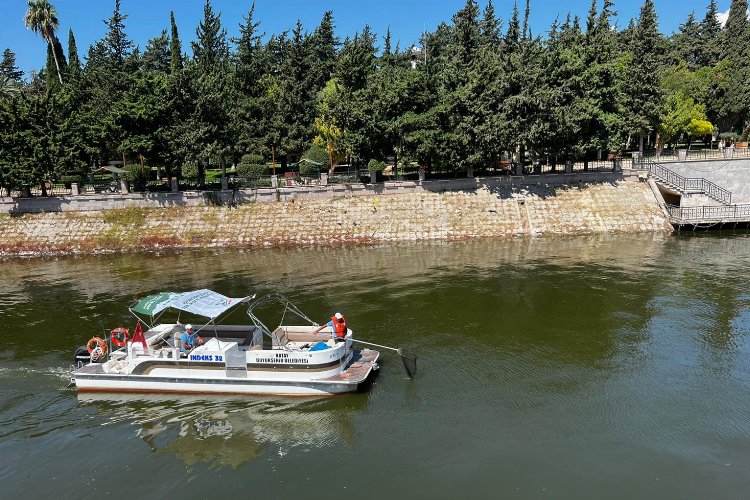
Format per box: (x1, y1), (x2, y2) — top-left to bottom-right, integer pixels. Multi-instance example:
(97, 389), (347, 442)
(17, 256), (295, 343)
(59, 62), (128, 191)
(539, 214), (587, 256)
(240, 153), (264, 165)
(719, 132), (740, 144)
(302, 144), (328, 165)
(299, 161), (321, 176)
(4, 0), (750, 193)
(125, 163), (151, 191)
(236, 154), (267, 177)
(367, 159), (386, 171)
(181, 163), (199, 180)
(686, 119), (713, 137)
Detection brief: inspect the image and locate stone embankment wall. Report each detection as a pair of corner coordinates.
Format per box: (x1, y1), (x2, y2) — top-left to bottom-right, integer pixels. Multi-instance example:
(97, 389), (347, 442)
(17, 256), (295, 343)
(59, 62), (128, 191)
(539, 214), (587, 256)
(0, 180), (672, 257)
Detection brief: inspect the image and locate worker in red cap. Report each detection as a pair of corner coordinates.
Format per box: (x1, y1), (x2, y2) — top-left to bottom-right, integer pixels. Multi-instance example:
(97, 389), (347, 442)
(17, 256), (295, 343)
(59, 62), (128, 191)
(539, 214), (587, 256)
(312, 312), (347, 342)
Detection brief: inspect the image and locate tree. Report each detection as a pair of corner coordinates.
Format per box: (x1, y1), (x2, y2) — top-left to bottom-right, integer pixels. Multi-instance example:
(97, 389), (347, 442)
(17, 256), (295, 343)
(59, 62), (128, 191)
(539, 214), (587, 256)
(169, 11), (183, 73)
(697, 0), (722, 67)
(672, 12), (701, 67)
(24, 0), (64, 85)
(1, 49), (24, 83)
(191, 0), (229, 70)
(102, 0), (135, 72)
(712, 0), (750, 133)
(232, 2), (267, 156)
(142, 30), (170, 73)
(623, 0), (663, 152)
(67, 29), (81, 80)
(314, 78), (344, 175)
(309, 11), (339, 91)
(0, 76), (21, 100)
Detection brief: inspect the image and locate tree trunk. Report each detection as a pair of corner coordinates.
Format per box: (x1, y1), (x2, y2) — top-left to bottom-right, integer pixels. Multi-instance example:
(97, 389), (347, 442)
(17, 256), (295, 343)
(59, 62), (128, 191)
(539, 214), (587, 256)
(48, 41), (63, 85)
(327, 138), (335, 176)
(639, 133), (644, 153)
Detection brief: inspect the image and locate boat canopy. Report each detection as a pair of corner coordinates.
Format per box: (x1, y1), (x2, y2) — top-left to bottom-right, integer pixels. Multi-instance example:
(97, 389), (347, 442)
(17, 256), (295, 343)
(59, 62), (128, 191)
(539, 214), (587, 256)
(130, 289), (252, 319)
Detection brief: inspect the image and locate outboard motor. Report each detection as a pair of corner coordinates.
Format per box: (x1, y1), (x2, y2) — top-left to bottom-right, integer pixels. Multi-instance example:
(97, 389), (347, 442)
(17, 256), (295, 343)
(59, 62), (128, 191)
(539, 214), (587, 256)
(73, 346), (103, 367)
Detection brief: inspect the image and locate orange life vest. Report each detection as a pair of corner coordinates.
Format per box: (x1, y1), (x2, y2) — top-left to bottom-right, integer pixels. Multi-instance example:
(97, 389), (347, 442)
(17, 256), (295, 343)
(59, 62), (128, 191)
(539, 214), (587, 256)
(330, 315), (347, 338)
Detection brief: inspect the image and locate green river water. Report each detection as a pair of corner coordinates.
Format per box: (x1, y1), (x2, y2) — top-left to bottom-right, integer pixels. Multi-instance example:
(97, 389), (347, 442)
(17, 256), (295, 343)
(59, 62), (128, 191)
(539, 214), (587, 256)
(2, 233), (750, 499)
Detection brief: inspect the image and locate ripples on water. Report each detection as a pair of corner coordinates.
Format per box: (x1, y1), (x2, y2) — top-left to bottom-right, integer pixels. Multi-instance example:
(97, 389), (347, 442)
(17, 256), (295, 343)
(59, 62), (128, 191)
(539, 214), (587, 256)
(3, 233), (750, 497)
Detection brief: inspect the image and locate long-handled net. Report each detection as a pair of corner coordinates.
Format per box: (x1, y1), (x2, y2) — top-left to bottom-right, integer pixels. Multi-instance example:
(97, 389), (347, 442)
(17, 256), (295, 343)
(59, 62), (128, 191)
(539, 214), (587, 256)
(352, 339), (417, 379)
(398, 348), (418, 379)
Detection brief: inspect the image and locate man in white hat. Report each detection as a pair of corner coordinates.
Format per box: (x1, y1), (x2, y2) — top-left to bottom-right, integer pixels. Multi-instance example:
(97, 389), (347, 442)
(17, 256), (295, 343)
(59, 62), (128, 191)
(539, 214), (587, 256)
(311, 312), (348, 342)
(181, 324), (204, 352)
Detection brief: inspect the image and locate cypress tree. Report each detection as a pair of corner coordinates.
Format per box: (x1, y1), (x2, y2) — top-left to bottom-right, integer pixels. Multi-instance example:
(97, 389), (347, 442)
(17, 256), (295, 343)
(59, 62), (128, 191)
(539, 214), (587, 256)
(722, 0), (750, 62)
(66, 29), (81, 78)
(169, 11), (183, 73)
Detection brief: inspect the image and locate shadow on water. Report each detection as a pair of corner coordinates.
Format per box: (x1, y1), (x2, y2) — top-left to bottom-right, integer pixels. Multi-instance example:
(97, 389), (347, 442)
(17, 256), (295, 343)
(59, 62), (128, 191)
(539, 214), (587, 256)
(75, 392), (370, 469)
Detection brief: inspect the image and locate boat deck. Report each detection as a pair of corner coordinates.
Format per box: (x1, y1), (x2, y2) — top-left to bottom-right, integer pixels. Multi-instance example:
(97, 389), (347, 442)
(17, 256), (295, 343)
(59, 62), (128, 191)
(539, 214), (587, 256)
(321, 349), (380, 383)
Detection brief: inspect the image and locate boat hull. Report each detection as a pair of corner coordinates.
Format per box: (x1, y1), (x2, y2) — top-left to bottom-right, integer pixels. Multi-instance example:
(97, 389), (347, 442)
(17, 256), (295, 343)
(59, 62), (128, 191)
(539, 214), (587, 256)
(73, 349), (380, 396)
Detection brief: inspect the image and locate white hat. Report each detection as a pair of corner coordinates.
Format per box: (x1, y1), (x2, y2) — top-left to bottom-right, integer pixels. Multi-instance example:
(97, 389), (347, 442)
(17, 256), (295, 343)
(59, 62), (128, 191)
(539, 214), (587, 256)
(185, 324), (193, 330)
(334, 313), (342, 319)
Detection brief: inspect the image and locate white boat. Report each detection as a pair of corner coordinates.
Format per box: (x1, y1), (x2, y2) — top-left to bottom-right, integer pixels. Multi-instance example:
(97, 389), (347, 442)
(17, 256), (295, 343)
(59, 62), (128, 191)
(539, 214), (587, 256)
(70, 290), (382, 396)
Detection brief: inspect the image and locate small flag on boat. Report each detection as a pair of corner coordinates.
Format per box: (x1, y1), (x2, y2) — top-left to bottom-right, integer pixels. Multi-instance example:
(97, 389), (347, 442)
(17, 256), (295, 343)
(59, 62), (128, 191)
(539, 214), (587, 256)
(131, 321), (148, 351)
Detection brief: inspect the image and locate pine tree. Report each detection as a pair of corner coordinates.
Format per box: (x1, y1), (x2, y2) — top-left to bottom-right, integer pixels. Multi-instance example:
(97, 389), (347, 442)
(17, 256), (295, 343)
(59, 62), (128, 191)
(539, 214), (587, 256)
(310, 11), (339, 91)
(1, 49), (24, 82)
(712, 0), (750, 133)
(233, 2), (267, 156)
(479, 0), (501, 48)
(698, 0), (722, 67)
(103, 0), (134, 71)
(142, 30), (170, 73)
(624, 0), (663, 151)
(191, 0), (229, 70)
(672, 12), (702, 67)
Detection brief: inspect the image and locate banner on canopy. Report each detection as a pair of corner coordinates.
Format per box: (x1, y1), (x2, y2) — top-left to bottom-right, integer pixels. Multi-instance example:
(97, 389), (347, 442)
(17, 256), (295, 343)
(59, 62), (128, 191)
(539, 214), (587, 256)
(130, 289), (250, 319)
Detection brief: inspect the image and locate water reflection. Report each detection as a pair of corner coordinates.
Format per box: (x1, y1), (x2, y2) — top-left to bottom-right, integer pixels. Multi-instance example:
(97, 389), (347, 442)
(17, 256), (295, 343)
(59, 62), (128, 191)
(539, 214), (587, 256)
(76, 393), (363, 468)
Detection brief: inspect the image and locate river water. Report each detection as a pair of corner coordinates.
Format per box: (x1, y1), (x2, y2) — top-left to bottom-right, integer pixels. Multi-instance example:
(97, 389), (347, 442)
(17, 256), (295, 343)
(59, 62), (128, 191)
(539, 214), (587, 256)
(2, 233), (750, 499)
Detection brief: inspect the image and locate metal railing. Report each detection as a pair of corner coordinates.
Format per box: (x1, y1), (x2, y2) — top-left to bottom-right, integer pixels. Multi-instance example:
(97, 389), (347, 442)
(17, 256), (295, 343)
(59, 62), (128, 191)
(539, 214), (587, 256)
(643, 160), (732, 205)
(668, 203), (750, 223)
(642, 147), (750, 162)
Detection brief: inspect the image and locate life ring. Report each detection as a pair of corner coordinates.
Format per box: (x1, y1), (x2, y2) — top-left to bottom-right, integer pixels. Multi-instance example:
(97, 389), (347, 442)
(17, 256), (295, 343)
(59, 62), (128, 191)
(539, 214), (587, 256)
(87, 337), (108, 357)
(110, 327), (129, 347)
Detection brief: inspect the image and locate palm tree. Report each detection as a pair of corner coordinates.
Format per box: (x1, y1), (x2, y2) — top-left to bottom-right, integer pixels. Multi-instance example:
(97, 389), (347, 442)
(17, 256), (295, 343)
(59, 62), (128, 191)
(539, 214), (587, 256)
(24, 0), (63, 85)
(0, 75), (21, 100)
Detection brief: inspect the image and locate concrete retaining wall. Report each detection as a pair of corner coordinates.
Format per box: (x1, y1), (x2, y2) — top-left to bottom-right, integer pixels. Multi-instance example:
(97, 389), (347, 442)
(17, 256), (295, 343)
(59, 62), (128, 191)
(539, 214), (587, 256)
(0, 178), (672, 257)
(0, 170), (634, 214)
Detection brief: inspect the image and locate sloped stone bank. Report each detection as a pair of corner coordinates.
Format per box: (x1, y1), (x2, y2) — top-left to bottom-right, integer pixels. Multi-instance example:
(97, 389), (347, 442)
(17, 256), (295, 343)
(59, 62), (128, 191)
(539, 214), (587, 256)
(0, 181), (672, 257)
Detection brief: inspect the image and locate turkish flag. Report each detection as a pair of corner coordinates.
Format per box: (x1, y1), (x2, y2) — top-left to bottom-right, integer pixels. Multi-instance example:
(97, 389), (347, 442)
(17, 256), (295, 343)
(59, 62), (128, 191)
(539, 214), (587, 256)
(131, 321), (148, 351)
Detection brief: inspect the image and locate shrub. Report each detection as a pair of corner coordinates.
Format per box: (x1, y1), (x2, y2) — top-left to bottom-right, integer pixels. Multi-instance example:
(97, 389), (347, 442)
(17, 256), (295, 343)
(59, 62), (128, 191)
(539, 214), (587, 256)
(60, 175), (84, 187)
(181, 163), (199, 181)
(126, 164), (151, 191)
(302, 144), (329, 166)
(300, 160), (322, 176)
(240, 153), (265, 165)
(368, 159), (386, 172)
(719, 132), (740, 144)
(236, 154), (267, 177)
